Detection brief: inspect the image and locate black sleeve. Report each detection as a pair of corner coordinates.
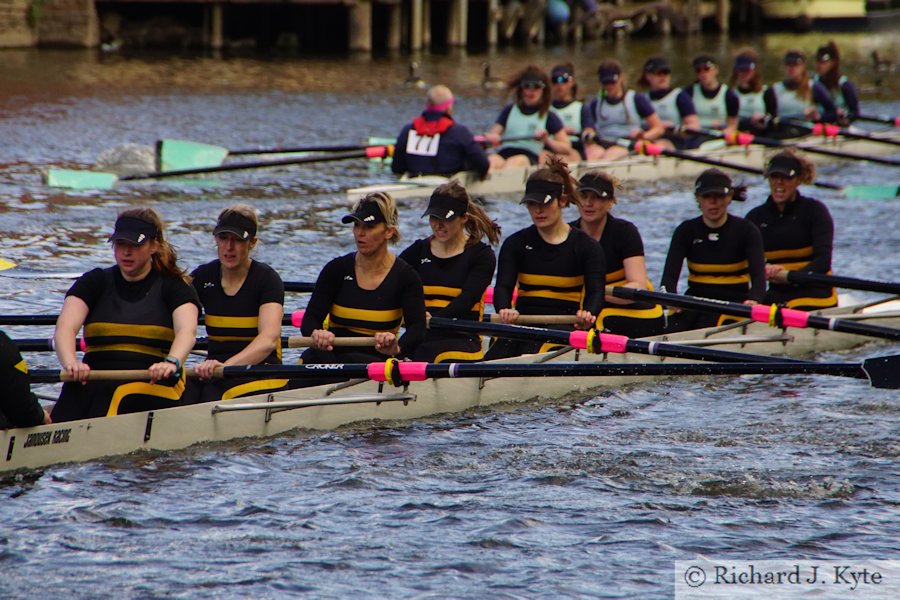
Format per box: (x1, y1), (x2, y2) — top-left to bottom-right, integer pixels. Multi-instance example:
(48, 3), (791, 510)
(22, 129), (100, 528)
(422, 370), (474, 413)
(65, 268), (108, 309)
(432, 244), (496, 318)
(495, 104), (513, 128)
(581, 100), (596, 131)
(455, 124), (490, 177)
(580, 236), (606, 315)
(660, 223), (689, 294)
(620, 221), (645, 259)
(398, 240), (421, 269)
(256, 263), (285, 306)
(725, 89), (740, 118)
(634, 93), (656, 119)
(764, 86), (777, 117)
(744, 221), (767, 302)
(0, 331), (45, 428)
(162, 277), (201, 314)
(300, 256), (346, 336)
(812, 82), (838, 123)
(805, 199), (834, 274)
(493, 234), (521, 310)
(395, 262), (426, 356)
(545, 112), (565, 135)
(841, 80), (860, 119)
(391, 125), (410, 175)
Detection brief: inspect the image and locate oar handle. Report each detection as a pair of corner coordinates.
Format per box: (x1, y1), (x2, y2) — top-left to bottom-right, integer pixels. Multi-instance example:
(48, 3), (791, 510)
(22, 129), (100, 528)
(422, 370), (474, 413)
(785, 271), (900, 295)
(285, 336), (376, 348)
(485, 314), (576, 325)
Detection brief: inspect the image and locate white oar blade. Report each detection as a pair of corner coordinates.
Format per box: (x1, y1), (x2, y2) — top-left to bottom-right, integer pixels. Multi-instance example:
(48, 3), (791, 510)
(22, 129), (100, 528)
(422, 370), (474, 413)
(158, 139), (230, 170)
(842, 184), (900, 200)
(45, 169), (118, 189)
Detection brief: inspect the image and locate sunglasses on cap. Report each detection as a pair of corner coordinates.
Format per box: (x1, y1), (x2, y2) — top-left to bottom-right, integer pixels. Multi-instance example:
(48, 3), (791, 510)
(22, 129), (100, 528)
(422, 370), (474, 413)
(521, 81), (546, 90)
(551, 74), (572, 84)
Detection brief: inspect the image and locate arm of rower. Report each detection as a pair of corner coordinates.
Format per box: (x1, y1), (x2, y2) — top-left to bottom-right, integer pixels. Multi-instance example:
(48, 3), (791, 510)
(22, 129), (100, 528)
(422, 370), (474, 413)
(54, 295), (89, 369)
(604, 256), (651, 306)
(681, 114), (701, 131)
(222, 302), (283, 366)
(642, 113), (668, 141)
(485, 123), (504, 146)
(168, 302), (200, 366)
(434, 247), (496, 318)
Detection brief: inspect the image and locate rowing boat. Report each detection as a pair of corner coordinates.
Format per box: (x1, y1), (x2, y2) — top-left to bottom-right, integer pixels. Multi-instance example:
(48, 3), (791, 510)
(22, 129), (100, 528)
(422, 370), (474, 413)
(3, 297), (897, 474)
(347, 130), (900, 201)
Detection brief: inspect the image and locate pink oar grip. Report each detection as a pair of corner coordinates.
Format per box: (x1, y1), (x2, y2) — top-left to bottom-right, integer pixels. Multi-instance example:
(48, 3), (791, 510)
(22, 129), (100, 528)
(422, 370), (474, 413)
(780, 308), (810, 328)
(568, 330), (589, 350)
(735, 132), (754, 146)
(398, 362), (428, 381)
(895, 116), (900, 127)
(291, 310), (305, 328)
(483, 286), (517, 307)
(597, 333), (628, 354)
(368, 363), (387, 382)
(80, 337), (86, 352)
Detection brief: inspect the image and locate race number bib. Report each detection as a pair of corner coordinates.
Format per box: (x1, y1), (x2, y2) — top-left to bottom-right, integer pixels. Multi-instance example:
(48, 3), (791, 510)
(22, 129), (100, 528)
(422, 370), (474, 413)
(406, 131), (441, 157)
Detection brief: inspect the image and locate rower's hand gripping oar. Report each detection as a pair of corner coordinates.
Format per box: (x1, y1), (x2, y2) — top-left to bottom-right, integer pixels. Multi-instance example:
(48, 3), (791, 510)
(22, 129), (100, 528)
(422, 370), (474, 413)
(608, 287), (900, 342)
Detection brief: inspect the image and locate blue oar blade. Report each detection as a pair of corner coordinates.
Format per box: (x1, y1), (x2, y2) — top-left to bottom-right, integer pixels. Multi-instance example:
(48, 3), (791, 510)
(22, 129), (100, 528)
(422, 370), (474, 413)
(158, 139), (230, 170)
(45, 169), (118, 189)
(842, 184), (900, 200)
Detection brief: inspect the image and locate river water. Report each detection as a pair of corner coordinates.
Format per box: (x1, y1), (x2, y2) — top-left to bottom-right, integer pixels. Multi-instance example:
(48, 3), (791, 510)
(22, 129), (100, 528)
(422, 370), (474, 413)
(1, 32), (899, 597)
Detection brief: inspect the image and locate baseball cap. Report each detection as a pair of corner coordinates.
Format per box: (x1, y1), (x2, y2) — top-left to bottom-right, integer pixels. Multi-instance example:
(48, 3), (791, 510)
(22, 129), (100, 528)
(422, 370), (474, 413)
(765, 154), (802, 178)
(213, 211), (257, 240)
(692, 55), (717, 70)
(734, 55), (756, 71)
(784, 50), (806, 65)
(694, 168), (733, 196)
(422, 192), (467, 220)
(342, 200), (387, 225)
(108, 215), (158, 245)
(520, 179), (564, 205)
(643, 57), (671, 74)
(598, 65), (621, 84)
(577, 173), (615, 199)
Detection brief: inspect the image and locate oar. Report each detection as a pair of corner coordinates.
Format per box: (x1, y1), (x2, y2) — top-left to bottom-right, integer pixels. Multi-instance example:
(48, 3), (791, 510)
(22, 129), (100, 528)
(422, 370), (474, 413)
(616, 137), (896, 200)
(157, 139), (396, 170)
(686, 127), (900, 165)
(608, 287), (900, 341)
(13, 335), (378, 352)
(27, 354), (900, 389)
(0, 258), (17, 272)
(855, 114), (900, 127)
(784, 119), (900, 148)
(427, 316), (803, 363)
(780, 271), (900, 295)
(44, 147), (393, 190)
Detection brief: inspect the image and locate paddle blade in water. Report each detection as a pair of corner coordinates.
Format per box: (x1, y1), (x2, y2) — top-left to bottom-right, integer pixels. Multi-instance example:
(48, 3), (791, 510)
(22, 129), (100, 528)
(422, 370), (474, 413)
(44, 169), (118, 189)
(0, 258), (17, 272)
(861, 355), (900, 389)
(158, 139), (230, 170)
(842, 184), (900, 200)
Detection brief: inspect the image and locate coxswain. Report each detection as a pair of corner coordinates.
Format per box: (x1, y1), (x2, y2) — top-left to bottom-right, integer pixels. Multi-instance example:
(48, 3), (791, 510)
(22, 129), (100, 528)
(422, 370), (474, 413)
(484, 65), (573, 170)
(399, 183), (501, 362)
(683, 55), (740, 138)
(300, 192), (426, 364)
(765, 49), (838, 137)
(730, 48), (770, 135)
(0, 330), (51, 429)
(660, 169), (766, 332)
(185, 204), (288, 404)
(548, 62), (587, 163)
(485, 157), (605, 360)
(638, 56), (701, 149)
(570, 171), (664, 338)
(52, 209), (200, 421)
(745, 151), (836, 311)
(814, 41), (860, 124)
(581, 59), (668, 160)
(392, 85), (490, 178)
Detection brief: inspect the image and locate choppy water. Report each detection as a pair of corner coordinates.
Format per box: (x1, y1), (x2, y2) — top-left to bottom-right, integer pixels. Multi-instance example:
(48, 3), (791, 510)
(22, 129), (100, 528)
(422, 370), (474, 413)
(1, 33), (899, 597)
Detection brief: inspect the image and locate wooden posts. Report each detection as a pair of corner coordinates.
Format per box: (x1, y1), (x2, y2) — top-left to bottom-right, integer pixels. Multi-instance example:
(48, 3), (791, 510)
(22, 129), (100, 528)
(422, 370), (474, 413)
(349, 0), (372, 52)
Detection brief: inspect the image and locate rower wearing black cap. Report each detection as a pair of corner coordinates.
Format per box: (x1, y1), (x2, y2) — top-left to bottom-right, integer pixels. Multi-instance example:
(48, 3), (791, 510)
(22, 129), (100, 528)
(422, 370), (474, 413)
(581, 59), (668, 160)
(765, 49), (838, 137)
(638, 55), (701, 150)
(745, 151), (837, 311)
(300, 193), (426, 364)
(549, 62), (588, 162)
(484, 65), (574, 170)
(683, 54), (740, 138)
(660, 169), (766, 332)
(52, 208), (200, 421)
(185, 204), (288, 404)
(570, 171), (664, 338)
(399, 183), (501, 362)
(730, 48), (771, 135)
(814, 41), (860, 124)
(485, 157), (605, 360)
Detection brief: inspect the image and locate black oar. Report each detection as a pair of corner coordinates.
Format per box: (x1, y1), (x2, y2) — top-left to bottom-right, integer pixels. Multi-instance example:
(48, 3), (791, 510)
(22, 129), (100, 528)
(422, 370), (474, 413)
(784, 119), (900, 148)
(782, 271), (900, 296)
(687, 127), (900, 165)
(27, 354), (900, 389)
(608, 287), (900, 341)
(427, 316), (803, 363)
(851, 114), (899, 127)
(45, 147), (392, 190)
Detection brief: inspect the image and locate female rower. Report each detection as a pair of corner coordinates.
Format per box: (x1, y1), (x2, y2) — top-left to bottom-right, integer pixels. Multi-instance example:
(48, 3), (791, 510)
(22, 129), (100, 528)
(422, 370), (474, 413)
(660, 169), (766, 332)
(52, 208), (200, 421)
(185, 204), (287, 404)
(548, 62), (587, 162)
(570, 171), (664, 338)
(745, 150), (836, 311)
(638, 56), (701, 149)
(814, 41), (860, 124)
(300, 192), (426, 364)
(399, 183), (501, 363)
(730, 48), (770, 134)
(683, 54), (740, 138)
(485, 65), (573, 170)
(581, 59), (668, 160)
(485, 157), (605, 360)
(765, 49), (838, 137)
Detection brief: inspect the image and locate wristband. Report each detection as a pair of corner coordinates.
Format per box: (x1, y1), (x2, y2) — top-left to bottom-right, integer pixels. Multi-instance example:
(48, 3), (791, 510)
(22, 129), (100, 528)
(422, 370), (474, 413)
(164, 355), (182, 373)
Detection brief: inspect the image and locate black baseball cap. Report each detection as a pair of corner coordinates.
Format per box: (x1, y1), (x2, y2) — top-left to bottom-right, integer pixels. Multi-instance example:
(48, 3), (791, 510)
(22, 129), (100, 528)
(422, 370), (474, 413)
(692, 55), (717, 70)
(784, 50), (806, 65)
(422, 192), (467, 220)
(765, 154), (802, 178)
(577, 173), (615, 199)
(734, 55), (756, 71)
(815, 46), (834, 62)
(598, 65), (621, 84)
(643, 57), (671, 74)
(213, 211), (257, 240)
(108, 215), (158, 245)
(551, 65), (573, 80)
(521, 179), (563, 205)
(694, 168), (733, 196)
(342, 200), (387, 225)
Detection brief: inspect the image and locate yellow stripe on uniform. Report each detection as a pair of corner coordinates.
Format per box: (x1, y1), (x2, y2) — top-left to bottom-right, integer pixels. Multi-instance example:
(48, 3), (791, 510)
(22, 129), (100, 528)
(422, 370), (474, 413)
(605, 268), (626, 285)
(14, 359), (28, 375)
(432, 348), (485, 363)
(688, 274), (751, 285)
(330, 304), (403, 324)
(107, 379), (186, 416)
(84, 343), (170, 358)
(84, 322), (175, 341)
(764, 246), (813, 261)
(518, 273), (585, 288)
(687, 259), (749, 273)
(424, 285), (462, 297)
(517, 289), (584, 303)
(204, 314), (260, 329)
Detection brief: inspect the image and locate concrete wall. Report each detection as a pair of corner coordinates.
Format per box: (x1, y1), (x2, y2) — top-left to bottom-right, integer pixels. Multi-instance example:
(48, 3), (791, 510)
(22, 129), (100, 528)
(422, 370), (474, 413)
(36, 0), (98, 46)
(0, 0), (36, 47)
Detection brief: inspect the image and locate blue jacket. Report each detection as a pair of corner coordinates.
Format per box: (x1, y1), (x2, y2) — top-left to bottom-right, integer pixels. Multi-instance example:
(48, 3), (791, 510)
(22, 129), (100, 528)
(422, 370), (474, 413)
(392, 111), (489, 177)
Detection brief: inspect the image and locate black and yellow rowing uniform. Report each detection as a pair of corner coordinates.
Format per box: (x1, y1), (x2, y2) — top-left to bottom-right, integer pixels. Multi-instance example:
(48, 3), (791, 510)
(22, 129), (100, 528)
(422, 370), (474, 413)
(660, 215), (767, 331)
(571, 215), (664, 338)
(745, 193), (838, 311)
(300, 252), (426, 363)
(51, 267), (200, 422)
(399, 238), (496, 363)
(486, 225), (605, 359)
(1, 329), (46, 429)
(187, 259), (287, 403)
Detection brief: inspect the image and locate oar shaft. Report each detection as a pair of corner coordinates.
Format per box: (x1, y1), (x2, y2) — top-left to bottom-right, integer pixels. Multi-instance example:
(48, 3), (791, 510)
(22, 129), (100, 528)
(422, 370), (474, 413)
(229, 144), (373, 155)
(785, 271), (900, 295)
(856, 114), (900, 127)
